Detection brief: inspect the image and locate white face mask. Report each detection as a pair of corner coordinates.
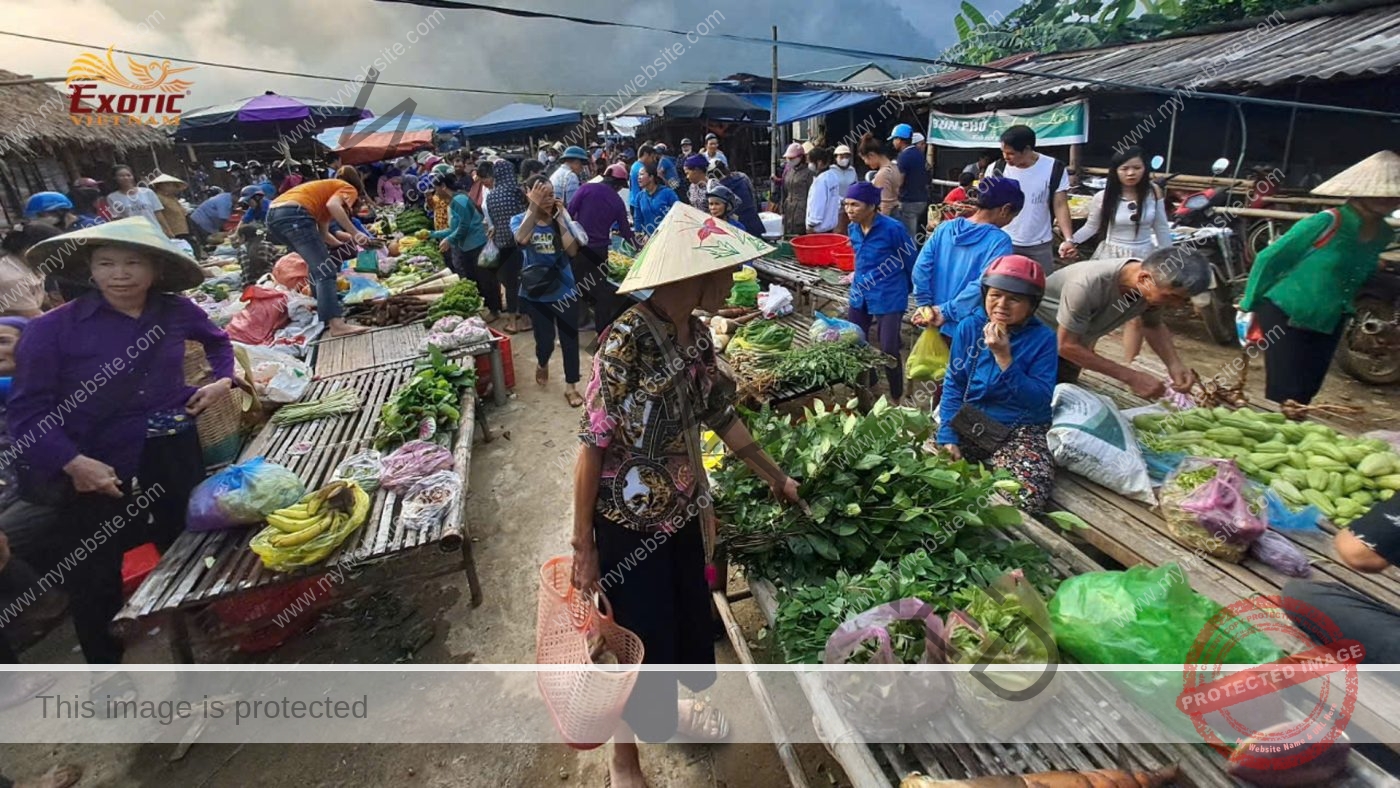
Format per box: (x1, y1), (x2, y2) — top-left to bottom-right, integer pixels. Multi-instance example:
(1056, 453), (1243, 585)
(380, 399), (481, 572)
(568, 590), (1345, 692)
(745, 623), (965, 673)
(836, 157), (852, 168)
(808, 163), (818, 173)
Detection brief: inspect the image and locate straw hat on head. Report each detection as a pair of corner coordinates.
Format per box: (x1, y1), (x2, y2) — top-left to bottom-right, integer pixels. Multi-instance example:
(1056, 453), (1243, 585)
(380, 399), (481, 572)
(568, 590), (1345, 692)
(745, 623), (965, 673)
(27, 217), (205, 293)
(1312, 151), (1400, 198)
(616, 202), (774, 294)
(148, 173), (187, 188)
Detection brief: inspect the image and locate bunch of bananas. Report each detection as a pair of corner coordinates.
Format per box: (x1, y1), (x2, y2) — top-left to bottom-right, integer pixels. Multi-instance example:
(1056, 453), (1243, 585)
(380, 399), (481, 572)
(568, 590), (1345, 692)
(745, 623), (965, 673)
(250, 480), (372, 571)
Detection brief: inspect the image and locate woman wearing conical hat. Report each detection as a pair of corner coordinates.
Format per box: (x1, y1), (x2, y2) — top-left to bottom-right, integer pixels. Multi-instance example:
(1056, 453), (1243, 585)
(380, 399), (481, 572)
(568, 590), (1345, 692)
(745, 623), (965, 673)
(571, 203), (804, 786)
(1239, 150), (1400, 407)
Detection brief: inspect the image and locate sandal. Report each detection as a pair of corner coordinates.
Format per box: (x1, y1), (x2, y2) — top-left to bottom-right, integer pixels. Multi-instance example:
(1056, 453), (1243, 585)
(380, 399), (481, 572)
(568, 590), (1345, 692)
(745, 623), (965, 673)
(565, 388), (584, 408)
(536, 365), (549, 386)
(17, 764), (83, 788)
(677, 697), (730, 741)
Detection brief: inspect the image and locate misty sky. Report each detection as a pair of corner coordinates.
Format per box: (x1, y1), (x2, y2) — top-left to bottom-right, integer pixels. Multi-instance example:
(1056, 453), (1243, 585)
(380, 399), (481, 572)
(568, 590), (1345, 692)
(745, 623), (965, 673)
(0, 0), (1024, 120)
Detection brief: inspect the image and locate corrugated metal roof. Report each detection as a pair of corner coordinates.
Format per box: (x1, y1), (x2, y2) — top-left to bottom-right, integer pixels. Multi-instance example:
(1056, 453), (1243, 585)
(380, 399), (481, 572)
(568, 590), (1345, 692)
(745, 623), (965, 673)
(916, 3), (1400, 106)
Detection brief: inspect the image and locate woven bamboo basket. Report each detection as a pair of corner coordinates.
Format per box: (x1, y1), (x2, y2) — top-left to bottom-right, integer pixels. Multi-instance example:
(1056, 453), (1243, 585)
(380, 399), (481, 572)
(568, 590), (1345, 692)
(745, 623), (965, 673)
(183, 341), (252, 469)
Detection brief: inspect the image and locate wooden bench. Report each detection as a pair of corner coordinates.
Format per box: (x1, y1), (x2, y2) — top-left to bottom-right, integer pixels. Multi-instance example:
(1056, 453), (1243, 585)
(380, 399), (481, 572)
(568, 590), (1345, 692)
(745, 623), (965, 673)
(723, 511), (1399, 787)
(312, 322), (510, 407)
(115, 359), (483, 662)
(1051, 368), (1400, 750)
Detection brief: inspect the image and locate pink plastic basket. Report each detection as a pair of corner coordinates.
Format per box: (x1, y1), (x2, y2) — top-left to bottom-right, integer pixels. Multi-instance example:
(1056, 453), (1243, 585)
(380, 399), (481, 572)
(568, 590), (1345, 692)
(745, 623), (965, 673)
(536, 556), (645, 749)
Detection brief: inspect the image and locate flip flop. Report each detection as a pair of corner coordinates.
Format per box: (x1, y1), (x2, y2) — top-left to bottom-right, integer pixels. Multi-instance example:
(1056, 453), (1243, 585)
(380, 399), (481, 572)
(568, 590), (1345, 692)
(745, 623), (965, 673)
(565, 389), (583, 408)
(536, 365), (548, 386)
(677, 697), (730, 741)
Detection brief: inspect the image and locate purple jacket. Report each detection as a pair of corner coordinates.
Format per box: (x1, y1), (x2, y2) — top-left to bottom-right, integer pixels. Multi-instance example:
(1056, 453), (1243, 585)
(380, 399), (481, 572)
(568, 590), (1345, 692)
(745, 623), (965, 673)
(568, 182), (635, 254)
(8, 292), (234, 484)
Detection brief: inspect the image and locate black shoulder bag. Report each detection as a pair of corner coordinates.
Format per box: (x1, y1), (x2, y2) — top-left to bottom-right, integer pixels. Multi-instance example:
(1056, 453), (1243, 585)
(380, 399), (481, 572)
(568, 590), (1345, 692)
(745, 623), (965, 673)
(520, 214), (571, 299)
(947, 342), (1012, 457)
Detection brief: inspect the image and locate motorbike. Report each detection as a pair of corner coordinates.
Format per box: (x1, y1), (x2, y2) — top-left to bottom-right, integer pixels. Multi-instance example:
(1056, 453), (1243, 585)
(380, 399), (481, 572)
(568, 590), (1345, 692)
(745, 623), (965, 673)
(1163, 156), (1250, 345)
(1337, 256), (1400, 385)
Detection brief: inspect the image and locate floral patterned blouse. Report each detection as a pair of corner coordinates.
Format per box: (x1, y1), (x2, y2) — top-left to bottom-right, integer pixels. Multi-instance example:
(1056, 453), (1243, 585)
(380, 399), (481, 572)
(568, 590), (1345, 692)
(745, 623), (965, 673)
(579, 306), (737, 532)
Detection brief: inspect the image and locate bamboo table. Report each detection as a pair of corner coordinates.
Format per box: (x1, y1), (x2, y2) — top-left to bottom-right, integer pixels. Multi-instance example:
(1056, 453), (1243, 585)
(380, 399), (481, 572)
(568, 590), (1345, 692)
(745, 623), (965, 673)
(312, 323), (509, 407)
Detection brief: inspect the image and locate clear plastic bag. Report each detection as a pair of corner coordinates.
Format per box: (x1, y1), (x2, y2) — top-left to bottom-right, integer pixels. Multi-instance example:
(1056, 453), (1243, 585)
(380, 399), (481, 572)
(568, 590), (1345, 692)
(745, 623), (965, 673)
(822, 598), (948, 739)
(1160, 458), (1266, 562)
(809, 312), (865, 345)
(237, 343), (313, 404)
(1263, 488), (1321, 531)
(186, 457), (306, 532)
(379, 440), (455, 492)
(399, 470), (461, 531)
(332, 449), (383, 493)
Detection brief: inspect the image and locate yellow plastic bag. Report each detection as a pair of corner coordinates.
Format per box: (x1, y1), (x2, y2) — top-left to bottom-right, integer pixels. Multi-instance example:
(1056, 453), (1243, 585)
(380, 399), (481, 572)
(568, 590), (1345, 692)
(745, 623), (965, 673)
(906, 328), (949, 382)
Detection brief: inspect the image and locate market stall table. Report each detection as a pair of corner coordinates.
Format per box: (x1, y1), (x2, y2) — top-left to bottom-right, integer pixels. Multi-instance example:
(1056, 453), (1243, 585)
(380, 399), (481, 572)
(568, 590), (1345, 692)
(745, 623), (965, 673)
(114, 359), (484, 662)
(718, 509), (1399, 787)
(312, 323), (509, 407)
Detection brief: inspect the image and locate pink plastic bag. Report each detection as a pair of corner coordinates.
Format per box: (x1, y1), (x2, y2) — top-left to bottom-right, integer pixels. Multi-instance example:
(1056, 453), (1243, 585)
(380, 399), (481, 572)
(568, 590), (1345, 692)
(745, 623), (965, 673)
(1162, 458), (1266, 561)
(226, 286), (290, 345)
(822, 598), (949, 738)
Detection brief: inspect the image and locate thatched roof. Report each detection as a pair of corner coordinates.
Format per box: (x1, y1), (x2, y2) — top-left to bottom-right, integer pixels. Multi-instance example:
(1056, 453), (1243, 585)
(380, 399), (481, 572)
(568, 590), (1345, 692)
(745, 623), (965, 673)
(0, 69), (170, 159)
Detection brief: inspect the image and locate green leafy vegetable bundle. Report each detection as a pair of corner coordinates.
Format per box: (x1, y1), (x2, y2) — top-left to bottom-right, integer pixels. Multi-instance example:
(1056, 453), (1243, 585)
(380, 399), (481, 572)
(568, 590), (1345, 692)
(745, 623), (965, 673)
(426, 279), (484, 324)
(947, 580), (1054, 665)
(728, 319), (794, 354)
(772, 545), (1057, 664)
(374, 347), (478, 449)
(715, 398), (1025, 587)
(394, 208), (431, 235)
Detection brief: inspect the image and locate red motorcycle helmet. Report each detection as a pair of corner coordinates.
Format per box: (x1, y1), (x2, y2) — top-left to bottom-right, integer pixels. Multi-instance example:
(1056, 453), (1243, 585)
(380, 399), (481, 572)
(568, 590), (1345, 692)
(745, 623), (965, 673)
(981, 254), (1046, 298)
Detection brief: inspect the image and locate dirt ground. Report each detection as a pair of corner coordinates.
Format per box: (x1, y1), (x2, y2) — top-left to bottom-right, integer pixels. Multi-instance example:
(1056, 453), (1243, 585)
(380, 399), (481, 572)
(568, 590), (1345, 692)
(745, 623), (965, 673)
(3, 308), (1394, 788)
(0, 326), (848, 788)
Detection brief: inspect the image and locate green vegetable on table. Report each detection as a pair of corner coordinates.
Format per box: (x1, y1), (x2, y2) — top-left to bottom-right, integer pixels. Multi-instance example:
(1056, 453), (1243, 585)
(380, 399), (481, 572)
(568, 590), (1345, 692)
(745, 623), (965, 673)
(1133, 406), (1400, 525)
(271, 388), (361, 426)
(947, 583), (1052, 665)
(771, 544), (1057, 664)
(715, 398), (1026, 588)
(373, 347), (477, 450)
(727, 320), (794, 355)
(426, 280), (484, 324)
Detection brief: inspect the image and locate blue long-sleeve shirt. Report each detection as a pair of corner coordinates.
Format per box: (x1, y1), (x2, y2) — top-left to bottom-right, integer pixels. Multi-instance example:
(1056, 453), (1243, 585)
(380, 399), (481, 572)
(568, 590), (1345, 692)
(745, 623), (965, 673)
(429, 193), (487, 252)
(912, 217), (1015, 337)
(936, 310), (1057, 446)
(633, 187), (678, 235)
(628, 160), (678, 215)
(848, 213), (915, 315)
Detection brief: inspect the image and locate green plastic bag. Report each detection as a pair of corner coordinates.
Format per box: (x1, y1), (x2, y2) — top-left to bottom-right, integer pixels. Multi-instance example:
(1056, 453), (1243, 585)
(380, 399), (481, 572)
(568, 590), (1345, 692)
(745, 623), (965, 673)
(906, 328), (949, 382)
(1050, 564), (1285, 740)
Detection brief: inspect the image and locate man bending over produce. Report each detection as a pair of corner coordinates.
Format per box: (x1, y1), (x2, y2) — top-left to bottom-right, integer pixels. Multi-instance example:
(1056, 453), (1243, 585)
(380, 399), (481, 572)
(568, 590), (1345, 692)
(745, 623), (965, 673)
(1034, 247), (1211, 400)
(1282, 496), (1400, 663)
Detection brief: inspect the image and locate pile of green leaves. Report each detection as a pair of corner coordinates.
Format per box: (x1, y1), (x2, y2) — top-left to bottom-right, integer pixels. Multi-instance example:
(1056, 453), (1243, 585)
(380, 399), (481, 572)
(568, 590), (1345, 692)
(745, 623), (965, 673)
(772, 544), (1057, 664)
(426, 280), (484, 324)
(715, 398), (1025, 587)
(770, 343), (892, 391)
(729, 320), (794, 354)
(395, 209), (431, 235)
(374, 347), (478, 449)
(947, 584), (1053, 665)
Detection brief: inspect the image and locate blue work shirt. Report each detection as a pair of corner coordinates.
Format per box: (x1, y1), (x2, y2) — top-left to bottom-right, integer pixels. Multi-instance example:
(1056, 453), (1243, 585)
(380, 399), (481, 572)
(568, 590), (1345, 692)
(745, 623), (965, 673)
(632, 187), (678, 235)
(190, 192), (234, 234)
(848, 213), (915, 315)
(936, 309), (1058, 446)
(912, 217), (1014, 337)
(510, 212), (584, 303)
(241, 198), (269, 224)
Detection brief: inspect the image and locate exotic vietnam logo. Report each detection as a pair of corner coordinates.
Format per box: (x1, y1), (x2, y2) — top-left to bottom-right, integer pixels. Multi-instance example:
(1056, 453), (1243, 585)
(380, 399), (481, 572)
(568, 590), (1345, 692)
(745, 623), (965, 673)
(66, 46), (194, 127)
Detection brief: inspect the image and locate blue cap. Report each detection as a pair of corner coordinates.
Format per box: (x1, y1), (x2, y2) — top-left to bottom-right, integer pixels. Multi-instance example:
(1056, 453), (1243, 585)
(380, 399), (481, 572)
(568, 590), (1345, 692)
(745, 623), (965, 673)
(706, 183), (738, 209)
(683, 154), (709, 170)
(845, 181), (882, 206)
(888, 123), (913, 141)
(971, 176), (1025, 211)
(238, 185), (265, 200)
(23, 191), (72, 217)
(561, 146), (589, 161)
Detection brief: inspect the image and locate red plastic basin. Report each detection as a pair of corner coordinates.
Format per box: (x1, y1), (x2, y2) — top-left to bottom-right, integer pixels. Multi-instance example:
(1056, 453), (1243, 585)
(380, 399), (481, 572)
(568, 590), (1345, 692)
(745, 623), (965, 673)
(791, 233), (851, 266)
(831, 249), (855, 272)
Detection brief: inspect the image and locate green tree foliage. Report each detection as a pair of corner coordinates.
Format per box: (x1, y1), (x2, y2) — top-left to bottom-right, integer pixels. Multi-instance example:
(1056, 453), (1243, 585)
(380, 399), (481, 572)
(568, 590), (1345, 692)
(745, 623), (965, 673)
(949, 0), (1325, 65)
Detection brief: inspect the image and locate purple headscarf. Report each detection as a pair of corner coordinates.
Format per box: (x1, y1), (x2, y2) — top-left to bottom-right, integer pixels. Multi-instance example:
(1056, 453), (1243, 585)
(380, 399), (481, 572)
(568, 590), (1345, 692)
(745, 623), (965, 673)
(0, 317), (30, 333)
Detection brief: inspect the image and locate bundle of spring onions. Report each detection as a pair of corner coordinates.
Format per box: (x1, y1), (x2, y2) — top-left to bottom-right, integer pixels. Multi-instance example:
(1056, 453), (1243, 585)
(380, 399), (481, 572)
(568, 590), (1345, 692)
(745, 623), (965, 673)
(270, 388), (362, 425)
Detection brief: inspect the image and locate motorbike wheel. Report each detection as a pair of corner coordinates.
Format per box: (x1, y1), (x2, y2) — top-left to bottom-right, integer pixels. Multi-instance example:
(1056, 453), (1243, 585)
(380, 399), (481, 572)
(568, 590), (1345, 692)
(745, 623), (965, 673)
(1199, 287), (1238, 345)
(1244, 219), (1287, 266)
(1336, 297), (1400, 385)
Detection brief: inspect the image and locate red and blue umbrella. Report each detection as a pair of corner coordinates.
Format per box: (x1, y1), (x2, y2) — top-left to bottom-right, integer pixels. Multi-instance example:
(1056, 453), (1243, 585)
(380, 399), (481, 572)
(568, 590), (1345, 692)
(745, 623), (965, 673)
(175, 91), (373, 143)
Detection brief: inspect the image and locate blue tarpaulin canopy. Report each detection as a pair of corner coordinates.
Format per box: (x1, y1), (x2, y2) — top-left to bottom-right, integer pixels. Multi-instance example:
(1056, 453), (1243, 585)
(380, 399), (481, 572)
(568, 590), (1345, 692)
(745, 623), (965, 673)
(459, 103), (583, 138)
(735, 90), (881, 125)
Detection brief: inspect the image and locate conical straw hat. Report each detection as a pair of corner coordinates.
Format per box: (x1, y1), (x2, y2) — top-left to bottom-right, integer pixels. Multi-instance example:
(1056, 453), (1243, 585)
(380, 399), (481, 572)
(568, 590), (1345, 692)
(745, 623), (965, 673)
(27, 217), (205, 292)
(616, 201), (775, 294)
(1312, 150), (1400, 198)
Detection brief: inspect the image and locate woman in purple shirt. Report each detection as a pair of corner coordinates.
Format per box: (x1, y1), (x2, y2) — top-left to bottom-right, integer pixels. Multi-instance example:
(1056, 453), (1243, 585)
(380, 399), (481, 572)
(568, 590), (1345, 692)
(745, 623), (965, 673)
(567, 163), (635, 330)
(12, 217), (234, 667)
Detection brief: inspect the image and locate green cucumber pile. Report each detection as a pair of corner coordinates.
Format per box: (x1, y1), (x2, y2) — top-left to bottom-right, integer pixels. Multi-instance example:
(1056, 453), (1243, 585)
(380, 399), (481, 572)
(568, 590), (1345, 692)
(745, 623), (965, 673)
(1133, 407), (1399, 525)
